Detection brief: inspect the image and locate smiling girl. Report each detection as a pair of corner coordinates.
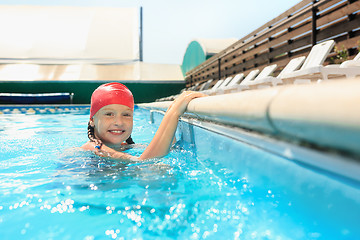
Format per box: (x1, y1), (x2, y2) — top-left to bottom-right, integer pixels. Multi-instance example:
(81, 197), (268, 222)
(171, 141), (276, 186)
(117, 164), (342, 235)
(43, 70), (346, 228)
(81, 82), (205, 160)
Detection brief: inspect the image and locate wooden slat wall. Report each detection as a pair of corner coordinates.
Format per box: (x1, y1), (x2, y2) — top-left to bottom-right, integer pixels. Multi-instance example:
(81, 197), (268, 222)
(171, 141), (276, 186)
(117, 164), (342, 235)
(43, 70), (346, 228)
(185, 0), (360, 88)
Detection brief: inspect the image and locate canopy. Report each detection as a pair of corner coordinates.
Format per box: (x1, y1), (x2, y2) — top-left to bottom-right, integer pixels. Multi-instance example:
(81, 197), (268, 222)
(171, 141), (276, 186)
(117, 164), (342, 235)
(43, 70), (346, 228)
(181, 38), (238, 75)
(0, 6), (184, 82)
(0, 5), (140, 63)
(0, 62), (184, 81)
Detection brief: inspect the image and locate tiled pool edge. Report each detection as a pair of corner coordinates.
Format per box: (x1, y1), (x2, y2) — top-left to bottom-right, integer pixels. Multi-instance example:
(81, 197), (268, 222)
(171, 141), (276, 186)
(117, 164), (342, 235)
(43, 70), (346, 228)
(0, 104), (90, 114)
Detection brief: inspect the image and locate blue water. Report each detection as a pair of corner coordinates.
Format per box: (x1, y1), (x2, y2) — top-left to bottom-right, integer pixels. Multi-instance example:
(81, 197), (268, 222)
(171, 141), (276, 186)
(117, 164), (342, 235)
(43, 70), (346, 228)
(0, 106), (359, 239)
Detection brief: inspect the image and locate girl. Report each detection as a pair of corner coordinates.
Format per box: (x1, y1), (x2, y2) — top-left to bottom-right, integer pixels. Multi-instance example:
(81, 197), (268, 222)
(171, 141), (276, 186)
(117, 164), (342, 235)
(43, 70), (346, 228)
(81, 82), (205, 160)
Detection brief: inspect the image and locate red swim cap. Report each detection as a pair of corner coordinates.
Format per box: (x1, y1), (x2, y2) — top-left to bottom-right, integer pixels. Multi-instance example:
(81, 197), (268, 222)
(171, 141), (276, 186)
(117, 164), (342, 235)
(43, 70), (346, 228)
(90, 82), (134, 118)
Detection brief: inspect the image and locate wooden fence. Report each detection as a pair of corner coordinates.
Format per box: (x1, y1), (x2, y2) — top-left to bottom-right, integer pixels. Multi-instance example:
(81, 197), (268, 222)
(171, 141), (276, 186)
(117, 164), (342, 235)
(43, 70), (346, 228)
(185, 0), (360, 87)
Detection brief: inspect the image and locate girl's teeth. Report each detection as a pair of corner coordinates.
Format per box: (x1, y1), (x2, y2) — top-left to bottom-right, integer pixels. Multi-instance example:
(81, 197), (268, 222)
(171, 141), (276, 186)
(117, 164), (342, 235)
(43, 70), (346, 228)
(111, 130), (123, 133)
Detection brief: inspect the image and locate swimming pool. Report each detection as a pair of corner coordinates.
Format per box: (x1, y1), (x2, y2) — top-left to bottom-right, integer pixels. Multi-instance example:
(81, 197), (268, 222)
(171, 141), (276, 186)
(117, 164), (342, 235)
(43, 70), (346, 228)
(0, 105), (359, 239)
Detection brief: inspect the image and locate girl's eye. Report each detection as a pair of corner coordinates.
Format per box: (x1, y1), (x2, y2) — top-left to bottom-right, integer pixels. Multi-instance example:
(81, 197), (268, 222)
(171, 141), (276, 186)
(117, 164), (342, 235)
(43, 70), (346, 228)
(123, 111), (133, 117)
(105, 112), (114, 116)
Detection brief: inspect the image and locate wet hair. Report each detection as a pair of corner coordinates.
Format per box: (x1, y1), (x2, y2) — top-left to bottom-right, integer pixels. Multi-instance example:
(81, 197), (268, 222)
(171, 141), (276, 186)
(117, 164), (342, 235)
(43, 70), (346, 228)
(87, 122), (134, 148)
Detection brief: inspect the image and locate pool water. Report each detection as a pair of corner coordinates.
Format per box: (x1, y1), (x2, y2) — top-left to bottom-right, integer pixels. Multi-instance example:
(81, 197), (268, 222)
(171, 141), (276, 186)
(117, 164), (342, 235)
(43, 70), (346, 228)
(0, 106), (359, 239)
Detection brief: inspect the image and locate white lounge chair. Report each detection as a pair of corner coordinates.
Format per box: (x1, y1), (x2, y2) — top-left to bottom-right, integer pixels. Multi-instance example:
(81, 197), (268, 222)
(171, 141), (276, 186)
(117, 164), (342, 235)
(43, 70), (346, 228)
(187, 82), (200, 91)
(280, 40), (336, 84)
(246, 64), (278, 89)
(212, 73), (244, 95)
(198, 79), (213, 91)
(210, 79), (225, 90)
(219, 76), (234, 88)
(232, 69), (260, 91)
(203, 77), (232, 95)
(158, 81), (201, 101)
(213, 73), (244, 95)
(224, 73), (245, 88)
(321, 52), (360, 80)
(201, 79), (222, 94)
(249, 57), (306, 88)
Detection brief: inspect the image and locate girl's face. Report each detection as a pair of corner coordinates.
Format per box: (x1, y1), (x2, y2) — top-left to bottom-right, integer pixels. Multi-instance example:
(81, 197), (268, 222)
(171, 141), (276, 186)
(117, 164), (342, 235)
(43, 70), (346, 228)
(90, 104), (133, 146)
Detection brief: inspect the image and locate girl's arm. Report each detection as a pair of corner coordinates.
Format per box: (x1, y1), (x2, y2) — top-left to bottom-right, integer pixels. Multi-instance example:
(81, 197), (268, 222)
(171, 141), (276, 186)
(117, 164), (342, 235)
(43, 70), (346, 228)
(139, 91), (206, 160)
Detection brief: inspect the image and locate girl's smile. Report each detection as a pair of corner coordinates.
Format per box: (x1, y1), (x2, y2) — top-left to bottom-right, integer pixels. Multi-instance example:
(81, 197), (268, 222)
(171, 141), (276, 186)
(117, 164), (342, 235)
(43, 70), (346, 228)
(108, 129), (126, 135)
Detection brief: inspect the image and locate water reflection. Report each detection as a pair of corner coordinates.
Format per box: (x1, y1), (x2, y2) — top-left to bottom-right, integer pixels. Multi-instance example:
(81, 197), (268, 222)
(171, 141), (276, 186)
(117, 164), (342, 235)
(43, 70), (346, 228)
(48, 147), (215, 238)
(56, 147), (176, 190)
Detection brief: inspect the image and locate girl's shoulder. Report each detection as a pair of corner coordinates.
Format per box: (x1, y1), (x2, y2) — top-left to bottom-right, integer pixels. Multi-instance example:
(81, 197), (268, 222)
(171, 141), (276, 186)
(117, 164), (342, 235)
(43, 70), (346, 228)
(81, 141), (95, 151)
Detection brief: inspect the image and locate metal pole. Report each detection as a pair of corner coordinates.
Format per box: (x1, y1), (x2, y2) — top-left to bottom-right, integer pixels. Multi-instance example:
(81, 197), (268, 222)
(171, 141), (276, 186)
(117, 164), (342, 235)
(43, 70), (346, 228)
(139, 7), (143, 61)
(218, 58), (221, 80)
(311, 1), (317, 46)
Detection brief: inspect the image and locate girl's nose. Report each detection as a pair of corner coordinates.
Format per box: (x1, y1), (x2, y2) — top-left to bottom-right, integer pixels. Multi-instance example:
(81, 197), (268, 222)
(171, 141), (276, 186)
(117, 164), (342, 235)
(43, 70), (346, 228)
(113, 116), (124, 125)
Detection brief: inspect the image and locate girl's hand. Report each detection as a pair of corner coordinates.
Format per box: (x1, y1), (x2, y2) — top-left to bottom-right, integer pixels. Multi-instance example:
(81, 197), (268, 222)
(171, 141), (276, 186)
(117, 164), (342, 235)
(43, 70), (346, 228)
(169, 91), (207, 116)
(139, 91), (206, 160)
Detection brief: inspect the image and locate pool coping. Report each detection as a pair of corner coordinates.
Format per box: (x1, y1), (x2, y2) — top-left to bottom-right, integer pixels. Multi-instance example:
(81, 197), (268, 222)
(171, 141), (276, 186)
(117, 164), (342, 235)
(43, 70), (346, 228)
(139, 78), (360, 160)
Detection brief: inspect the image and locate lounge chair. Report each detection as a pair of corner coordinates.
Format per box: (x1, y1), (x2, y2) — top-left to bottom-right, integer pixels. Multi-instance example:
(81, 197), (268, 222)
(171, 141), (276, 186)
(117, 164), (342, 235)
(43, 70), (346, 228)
(189, 82), (201, 91)
(231, 69), (260, 92)
(249, 57), (306, 88)
(280, 40), (336, 84)
(224, 73), (244, 88)
(204, 76), (233, 94)
(157, 82), (201, 102)
(246, 64), (278, 89)
(201, 79), (223, 94)
(213, 73), (244, 95)
(210, 79), (225, 90)
(219, 76), (234, 88)
(321, 52), (360, 80)
(198, 79), (213, 91)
